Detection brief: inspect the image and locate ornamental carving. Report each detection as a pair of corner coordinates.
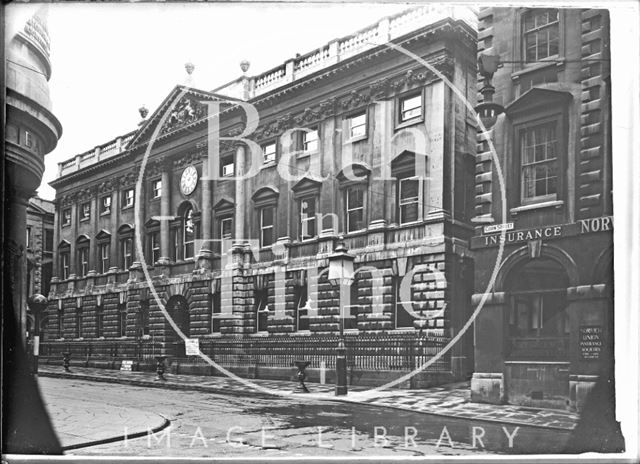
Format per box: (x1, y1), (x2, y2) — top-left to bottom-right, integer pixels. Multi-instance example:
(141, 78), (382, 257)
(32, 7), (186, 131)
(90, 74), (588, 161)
(98, 179), (116, 194)
(318, 97), (337, 117)
(147, 160), (165, 178)
(370, 78), (390, 99)
(118, 171), (138, 188)
(341, 90), (370, 110)
(159, 97), (207, 136)
(294, 107), (320, 125)
(173, 151), (205, 169)
(275, 113), (293, 132)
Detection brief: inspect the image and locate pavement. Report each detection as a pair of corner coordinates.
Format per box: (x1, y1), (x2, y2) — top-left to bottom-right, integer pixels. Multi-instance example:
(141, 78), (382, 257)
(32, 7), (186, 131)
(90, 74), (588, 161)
(39, 379), (169, 450)
(37, 365), (579, 450)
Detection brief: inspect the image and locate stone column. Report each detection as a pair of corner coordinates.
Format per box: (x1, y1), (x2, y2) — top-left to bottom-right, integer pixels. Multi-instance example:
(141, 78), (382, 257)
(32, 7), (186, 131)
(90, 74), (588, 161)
(370, 100), (391, 229)
(52, 199), (60, 279)
(159, 168), (171, 263)
(5, 187), (32, 345)
(68, 203), (78, 278)
(201, 164), (212, 247)
(110, 190), (119, 267)
(234, 145), (246, 242)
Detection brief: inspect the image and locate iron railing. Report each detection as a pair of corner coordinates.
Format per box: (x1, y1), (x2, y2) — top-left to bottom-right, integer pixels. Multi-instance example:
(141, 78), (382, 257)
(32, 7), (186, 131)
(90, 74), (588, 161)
(39, 333), (450, 372)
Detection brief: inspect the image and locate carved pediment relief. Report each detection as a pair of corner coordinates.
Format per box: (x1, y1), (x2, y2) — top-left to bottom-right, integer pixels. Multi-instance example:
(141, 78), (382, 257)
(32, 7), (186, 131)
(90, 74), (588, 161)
(128, 85), (226, 149)
(160, 97), (207, 136)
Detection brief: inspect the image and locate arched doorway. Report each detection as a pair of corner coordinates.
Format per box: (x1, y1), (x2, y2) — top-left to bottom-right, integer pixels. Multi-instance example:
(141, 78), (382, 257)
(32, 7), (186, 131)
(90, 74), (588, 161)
(166, 295), (190, 357)
(504, 257), (570, 360)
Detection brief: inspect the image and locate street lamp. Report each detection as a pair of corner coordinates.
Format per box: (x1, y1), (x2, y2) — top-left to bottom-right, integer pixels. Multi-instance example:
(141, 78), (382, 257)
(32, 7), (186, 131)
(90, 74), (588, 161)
(475, 54), (504, 130)
(27, 294), (48, 376)
(327, 239), (355, 396)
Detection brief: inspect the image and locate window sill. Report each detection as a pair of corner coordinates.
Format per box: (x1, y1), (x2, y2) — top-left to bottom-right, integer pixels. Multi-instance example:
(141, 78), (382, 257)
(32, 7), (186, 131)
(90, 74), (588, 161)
(297, 150), (316, 159)
(510, 200), (564, 215)
(345, 228), (367, 236)
(79, 218), (90, 223)
(151, 196), (161, 201)
(343, 329), (360, 335)
(100, 211), (111, 216)
(261, 160), (276, 169)
(511, 56), (565, 81)
(395, 117), (424, 131)
(345, 134), (368, 144)
(250, 332), (269, 337)
(62, 224), (71, 228)
(122, 205), (134, 211)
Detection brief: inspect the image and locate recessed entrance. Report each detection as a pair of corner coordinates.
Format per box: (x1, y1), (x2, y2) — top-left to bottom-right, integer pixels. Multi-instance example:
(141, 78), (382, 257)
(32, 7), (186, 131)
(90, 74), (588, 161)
(504, 257), (570, 407)
(166, 295), (190, 357)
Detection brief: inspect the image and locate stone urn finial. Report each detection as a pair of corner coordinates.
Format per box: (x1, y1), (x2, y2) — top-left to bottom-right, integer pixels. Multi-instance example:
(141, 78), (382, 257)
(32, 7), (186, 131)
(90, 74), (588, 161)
(185, 62), (195, 75)
(240, 59), (250, 74)
(138, 105), (148, 119)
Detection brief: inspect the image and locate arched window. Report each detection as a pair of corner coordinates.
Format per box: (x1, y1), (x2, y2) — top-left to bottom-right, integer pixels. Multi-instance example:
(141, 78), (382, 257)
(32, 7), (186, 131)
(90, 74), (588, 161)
(76, 236), (90, 277)
(118, 224), (134, 270)
(183, 206), (195, 259)
(58, 241), (70, 279)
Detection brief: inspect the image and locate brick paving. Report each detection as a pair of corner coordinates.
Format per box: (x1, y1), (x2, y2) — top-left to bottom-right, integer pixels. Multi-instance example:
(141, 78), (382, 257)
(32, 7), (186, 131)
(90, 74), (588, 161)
(38, 365), (579, 439)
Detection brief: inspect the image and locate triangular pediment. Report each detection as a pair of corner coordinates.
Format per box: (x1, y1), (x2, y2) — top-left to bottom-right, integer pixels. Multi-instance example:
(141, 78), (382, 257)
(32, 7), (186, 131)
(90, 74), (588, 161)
(291, 175), (323, 194)
(213, 198), (235, 211)
(505, 87), (572, 117)
(96, 229), (112, 240)
(128, 85), (237, 149)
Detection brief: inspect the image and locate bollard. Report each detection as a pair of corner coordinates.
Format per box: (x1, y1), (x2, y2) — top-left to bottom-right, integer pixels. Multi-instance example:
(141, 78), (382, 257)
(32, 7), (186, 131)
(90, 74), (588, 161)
(62, 352), (71, 372)
(155, 355), (167, 381)
(320, 361), (326, 385)
(293, 360), (311, 393)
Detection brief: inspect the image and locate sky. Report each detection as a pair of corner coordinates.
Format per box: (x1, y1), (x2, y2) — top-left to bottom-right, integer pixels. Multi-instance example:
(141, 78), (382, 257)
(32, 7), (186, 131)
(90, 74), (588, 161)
(7, 2), (413, 201)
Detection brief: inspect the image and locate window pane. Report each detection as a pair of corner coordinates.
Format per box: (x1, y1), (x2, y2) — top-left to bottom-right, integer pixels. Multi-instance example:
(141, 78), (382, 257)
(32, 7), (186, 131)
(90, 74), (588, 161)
(402, 95), (422, 112)
(401, 203), (419, 224)
(262, 228), (273, 247)
(400, 178), (419, 200)
(348, 188), (363, 208)
(350, 113), (367, 138)
(221, 218), (233, 239)
(348, 209), (364, 232)
(262, 207), (274, 226)
(263, 143), (276, 162)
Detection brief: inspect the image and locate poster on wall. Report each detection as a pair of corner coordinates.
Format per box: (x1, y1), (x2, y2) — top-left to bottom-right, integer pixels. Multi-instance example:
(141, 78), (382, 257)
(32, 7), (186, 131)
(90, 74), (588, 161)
(579, 326), (604, 361)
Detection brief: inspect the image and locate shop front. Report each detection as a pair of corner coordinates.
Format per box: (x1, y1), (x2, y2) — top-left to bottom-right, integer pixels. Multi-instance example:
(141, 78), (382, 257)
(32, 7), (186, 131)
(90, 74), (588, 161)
(470, 217), (613, 411)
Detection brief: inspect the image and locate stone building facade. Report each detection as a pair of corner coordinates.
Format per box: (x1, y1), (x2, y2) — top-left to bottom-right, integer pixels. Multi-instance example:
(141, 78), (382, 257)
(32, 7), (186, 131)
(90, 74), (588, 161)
(26, 196), (55, 299)
(45, 6), (478, 385)
(470, 7), (612, 410)
(5, 9), (62, 343)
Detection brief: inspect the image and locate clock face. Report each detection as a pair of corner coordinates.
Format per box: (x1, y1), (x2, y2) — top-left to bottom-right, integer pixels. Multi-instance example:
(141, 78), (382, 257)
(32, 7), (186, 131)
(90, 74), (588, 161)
(180, 165), (198, 196)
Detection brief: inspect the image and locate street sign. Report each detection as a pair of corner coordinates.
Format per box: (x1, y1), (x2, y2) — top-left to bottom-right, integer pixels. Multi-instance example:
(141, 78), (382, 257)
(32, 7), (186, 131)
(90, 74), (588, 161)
(120, 360), (133, 371)
(483, 222), (513, 234)
(185, 338), (200, 356)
